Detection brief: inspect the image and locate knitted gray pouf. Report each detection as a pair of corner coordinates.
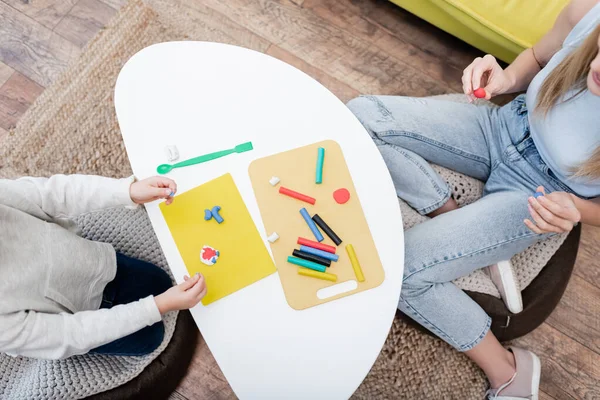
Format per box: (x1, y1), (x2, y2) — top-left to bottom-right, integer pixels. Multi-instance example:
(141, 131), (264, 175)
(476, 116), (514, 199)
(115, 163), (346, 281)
(0, 207), (196, 400)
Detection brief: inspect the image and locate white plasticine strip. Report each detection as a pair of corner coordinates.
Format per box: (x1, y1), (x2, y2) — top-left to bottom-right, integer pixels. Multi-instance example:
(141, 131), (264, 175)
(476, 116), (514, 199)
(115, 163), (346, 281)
(269, 176), (280, 186)
(267, 232), (280, 243)
(165, 145), (180, 162)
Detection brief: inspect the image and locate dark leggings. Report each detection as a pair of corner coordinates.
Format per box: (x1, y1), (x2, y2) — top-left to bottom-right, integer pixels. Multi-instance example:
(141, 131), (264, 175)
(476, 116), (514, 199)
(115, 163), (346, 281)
(89, 253), (173, 356)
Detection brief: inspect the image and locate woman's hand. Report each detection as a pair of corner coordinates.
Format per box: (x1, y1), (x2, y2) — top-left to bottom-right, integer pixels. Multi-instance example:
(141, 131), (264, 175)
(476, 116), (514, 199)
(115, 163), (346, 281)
(130, 176), (177, 205)
(155, 273), (207, 314)
(462, 54), (514, 101)
(524, 186), (581, 234)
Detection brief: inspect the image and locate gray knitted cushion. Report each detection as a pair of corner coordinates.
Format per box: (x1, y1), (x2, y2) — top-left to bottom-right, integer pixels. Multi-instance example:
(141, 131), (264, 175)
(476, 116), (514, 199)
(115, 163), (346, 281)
(0, 208), (178, 400)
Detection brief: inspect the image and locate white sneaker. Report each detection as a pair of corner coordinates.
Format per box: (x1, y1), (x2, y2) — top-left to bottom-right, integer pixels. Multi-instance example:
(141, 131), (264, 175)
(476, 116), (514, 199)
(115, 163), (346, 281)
(487, 260), (523, 314)
(486, 347), (541, 400)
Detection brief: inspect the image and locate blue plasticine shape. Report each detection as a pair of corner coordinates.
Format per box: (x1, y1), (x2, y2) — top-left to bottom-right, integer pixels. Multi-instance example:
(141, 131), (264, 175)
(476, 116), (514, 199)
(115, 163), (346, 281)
(315, 147), (325, 184)
(300, 208), (324, 242)
(204, 209), (213, 221)
(299, 245), (339, 261)
(534, 192), (544, 198)
(211, 205), (224, 224)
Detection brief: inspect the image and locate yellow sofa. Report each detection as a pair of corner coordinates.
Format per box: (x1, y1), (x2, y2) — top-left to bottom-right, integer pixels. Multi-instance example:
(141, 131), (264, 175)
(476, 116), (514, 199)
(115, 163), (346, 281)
(389, 0), (569, 63)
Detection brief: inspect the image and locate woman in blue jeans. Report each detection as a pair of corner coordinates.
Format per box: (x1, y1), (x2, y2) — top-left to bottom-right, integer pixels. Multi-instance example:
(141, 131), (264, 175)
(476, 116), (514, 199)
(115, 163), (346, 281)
(348, 0), (600, 398)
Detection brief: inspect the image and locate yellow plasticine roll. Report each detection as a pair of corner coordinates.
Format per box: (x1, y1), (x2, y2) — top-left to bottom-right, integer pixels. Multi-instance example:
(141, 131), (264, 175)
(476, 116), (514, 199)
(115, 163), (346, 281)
(345, 244), (365, 282)
(298, 268), (338, 282)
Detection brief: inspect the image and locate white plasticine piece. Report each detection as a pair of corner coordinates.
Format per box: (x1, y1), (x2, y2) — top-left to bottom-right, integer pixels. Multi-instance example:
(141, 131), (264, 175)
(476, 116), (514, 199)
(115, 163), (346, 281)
(269, 176), (280, 186)
(267, 232), (280, 243)
(165, 145), (180, 162)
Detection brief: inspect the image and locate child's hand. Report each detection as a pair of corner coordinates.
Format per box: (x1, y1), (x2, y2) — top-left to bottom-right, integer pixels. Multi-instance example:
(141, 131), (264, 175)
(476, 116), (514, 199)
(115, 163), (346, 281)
(154, 273), (207, 314)
(130, 176), (177, 205)
(524, 186), (581, 234)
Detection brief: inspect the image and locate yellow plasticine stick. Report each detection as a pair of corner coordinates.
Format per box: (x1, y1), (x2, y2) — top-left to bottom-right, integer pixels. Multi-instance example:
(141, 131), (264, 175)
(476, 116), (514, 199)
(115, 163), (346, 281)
(298, 268), (338, 282)
(345, 244), (365, 282)
(159, 173), (276, 305)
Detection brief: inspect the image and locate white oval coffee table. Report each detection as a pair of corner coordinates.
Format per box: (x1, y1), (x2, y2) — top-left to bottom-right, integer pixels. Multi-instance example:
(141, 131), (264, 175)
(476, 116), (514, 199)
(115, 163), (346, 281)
(115, 42), (404, 400)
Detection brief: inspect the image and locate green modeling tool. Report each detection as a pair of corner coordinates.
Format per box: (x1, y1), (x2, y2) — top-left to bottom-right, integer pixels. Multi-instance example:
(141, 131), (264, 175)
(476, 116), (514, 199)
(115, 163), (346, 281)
(156, 142), (254, 174)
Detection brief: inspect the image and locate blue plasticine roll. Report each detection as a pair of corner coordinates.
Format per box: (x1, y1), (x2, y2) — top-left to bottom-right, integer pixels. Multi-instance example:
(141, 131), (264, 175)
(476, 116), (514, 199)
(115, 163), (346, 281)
(300, 208), (324, 242)
(300, 245), (339, 261)
(534, 191), (544, 198)
(316, 147), (325, 184)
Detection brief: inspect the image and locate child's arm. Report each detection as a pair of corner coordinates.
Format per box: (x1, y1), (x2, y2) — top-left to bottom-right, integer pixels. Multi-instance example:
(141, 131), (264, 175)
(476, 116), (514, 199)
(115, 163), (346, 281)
(0, 174), (176, 220)
(0, 273), (205, 360)
(0, 296), (161, 359)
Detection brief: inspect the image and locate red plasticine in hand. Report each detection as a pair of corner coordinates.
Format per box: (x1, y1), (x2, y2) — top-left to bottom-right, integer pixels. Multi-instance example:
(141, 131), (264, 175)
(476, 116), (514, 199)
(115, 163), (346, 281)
(473, 88), (486, 98)
(333, 188), (350, 204)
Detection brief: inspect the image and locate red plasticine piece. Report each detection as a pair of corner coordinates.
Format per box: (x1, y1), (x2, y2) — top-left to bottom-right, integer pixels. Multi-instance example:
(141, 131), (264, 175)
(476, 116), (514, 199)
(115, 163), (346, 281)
(298, 237), (336, 254)
(473, 88), (486, 99)
(279, 186), (316, 205)
(333, 188), (350, 204)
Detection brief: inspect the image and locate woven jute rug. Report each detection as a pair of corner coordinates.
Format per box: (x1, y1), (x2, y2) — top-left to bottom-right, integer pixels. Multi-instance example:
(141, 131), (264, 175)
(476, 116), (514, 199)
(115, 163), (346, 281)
(0, 0), (489, 398)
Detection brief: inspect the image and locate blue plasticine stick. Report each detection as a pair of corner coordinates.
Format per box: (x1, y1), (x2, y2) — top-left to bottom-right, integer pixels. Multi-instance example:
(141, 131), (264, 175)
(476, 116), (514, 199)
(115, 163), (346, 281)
(534, 191), (544, 198)
(315, 147), (325, 184)
(211, 206), (224, 224)
(300, 208), (324, 242)
(300, 245), (339, 261)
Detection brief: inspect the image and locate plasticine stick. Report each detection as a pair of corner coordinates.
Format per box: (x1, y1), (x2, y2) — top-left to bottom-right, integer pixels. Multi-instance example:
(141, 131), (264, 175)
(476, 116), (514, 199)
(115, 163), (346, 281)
(292, 249), (331, 267)
(300, 208), (324, 242)
(345, 244), (365, 282)
(297, 237), (336, 254)
(299, 245), (339, 261)
(312, 214), (342, 246)
(298, 268), (337, 282)
(287, 256), (326, 272)
(279, 187), (316, 205)
(315, 147), (325, 184)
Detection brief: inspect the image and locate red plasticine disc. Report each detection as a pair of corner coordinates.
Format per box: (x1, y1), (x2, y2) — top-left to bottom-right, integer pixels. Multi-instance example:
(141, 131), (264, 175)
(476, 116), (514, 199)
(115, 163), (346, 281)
(333, 188), (350, 204)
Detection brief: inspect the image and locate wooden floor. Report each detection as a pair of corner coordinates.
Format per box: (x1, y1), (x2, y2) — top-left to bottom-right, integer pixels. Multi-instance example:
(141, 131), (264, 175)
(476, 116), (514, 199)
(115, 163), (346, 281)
(1, 0), (599, 399)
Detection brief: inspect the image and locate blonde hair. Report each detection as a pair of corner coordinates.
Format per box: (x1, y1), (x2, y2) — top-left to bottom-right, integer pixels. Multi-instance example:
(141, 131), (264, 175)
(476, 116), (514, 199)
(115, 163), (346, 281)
(537, 24), (600, 178)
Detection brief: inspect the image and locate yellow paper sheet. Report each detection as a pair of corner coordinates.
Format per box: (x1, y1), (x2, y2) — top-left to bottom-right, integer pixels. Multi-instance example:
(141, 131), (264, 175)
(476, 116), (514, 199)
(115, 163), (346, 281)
(159, 173), (276, 305)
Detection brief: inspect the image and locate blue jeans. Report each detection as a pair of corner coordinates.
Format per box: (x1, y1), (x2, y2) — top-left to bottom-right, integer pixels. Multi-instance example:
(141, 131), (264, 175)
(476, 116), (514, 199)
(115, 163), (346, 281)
(89, 253), (173, 356)
(347, 95), (572, 351)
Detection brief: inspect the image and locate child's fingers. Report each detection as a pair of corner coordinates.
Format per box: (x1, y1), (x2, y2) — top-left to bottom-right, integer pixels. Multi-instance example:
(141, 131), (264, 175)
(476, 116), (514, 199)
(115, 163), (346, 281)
(535, 186), (546, 195)
(196, 286), (208, 302)
(179, 273), (199, 290)
(185, 275), (206, 296)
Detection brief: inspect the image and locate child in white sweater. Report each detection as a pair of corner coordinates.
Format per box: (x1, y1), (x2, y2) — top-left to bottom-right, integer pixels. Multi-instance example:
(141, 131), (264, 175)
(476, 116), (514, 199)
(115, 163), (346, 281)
(0, 174), (206, 360)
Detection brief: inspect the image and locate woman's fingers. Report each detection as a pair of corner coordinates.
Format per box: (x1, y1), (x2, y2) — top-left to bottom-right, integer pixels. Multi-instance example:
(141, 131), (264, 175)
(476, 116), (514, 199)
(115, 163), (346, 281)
(462, 59), (478, 95)
(527, 203), (562, 233)
(524, 218), (543, 234)
(536, 196), (579, 225)
(528, 196), (572, 231)
(471, 55), (496, 93)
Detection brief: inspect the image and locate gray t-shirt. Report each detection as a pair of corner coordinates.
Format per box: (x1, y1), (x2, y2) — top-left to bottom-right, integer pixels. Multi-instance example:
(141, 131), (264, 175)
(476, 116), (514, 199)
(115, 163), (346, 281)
(526, 2), (600, 198)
